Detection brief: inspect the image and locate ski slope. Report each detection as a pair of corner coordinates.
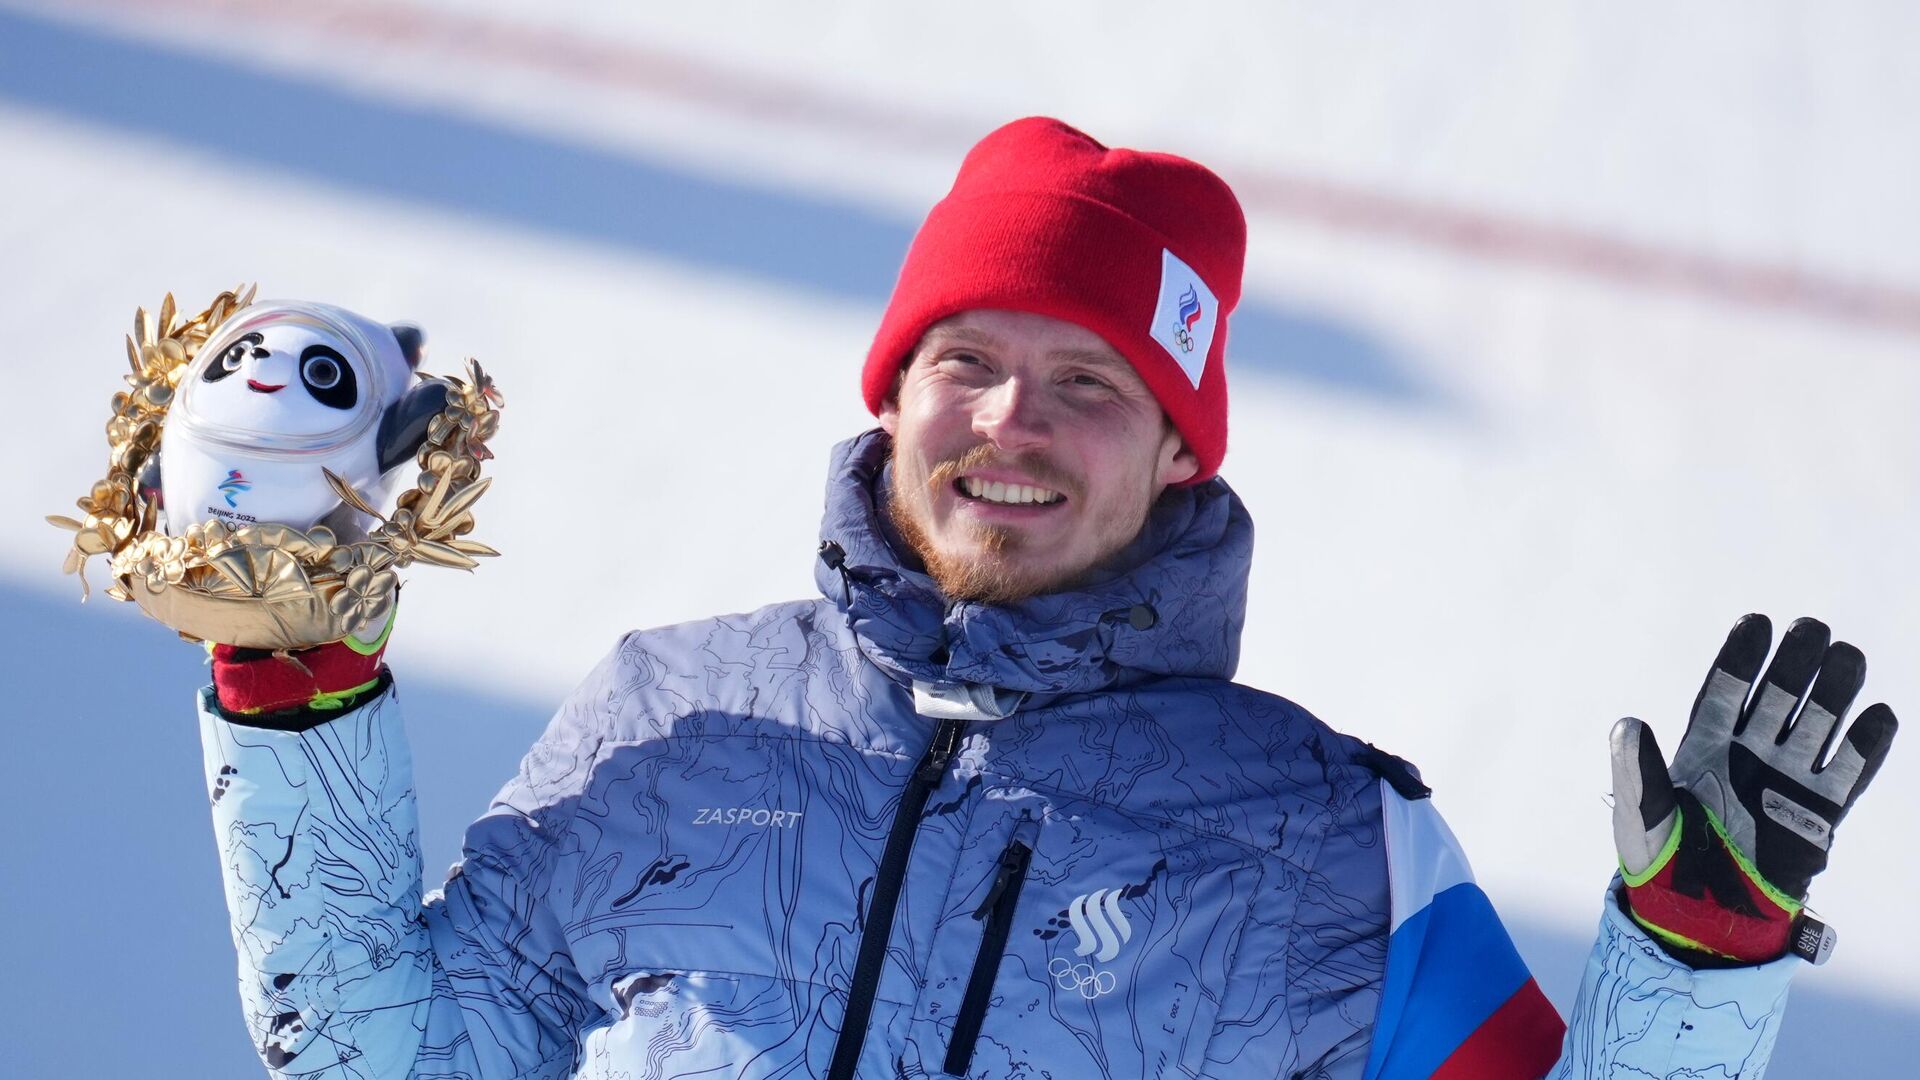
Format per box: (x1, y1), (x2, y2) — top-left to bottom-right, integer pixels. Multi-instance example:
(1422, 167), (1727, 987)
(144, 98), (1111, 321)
(1, 2), (1915, 1075)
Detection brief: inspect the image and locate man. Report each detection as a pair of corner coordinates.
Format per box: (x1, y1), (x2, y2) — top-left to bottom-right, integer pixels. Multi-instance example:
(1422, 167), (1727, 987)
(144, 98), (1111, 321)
(197, 118), (1895, 1078)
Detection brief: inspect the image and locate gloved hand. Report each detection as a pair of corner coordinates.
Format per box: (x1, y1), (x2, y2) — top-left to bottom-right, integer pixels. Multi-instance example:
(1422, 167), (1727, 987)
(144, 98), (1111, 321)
(1610, 614), (1898, 965)
(211, 602), (395, 720)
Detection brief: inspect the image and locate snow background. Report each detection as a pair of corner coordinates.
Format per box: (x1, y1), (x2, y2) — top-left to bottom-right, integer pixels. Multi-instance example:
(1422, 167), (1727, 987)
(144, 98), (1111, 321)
(0, 0), (1915, 1074)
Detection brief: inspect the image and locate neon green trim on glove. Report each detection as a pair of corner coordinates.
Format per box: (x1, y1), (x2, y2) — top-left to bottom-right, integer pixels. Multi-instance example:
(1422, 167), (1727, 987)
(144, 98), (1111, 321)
(1702, 802), (1803, 915)
(307, 675), (383, 712)
(1620, 806), (1686, 888)
(1616, 803), (1802, 916)
(1634, 917), (1743, 960)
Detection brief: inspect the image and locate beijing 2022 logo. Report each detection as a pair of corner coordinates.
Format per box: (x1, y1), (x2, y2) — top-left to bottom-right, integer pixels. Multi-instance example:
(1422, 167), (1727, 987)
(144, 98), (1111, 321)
(218, 468), (251, 507)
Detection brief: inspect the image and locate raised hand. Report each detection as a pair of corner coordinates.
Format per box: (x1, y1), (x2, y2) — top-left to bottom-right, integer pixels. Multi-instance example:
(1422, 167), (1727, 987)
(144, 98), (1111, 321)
(1609, 614), (1898, 964)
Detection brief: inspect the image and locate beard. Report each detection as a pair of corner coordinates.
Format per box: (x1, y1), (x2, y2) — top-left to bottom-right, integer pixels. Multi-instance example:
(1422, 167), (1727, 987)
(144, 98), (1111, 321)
(888, 498), (1029, 604)
(886, 441), (1147, 606)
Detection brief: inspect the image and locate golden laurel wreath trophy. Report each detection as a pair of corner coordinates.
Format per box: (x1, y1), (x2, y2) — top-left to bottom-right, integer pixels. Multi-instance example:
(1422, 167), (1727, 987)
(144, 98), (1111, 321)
(49, 285), (502, 650)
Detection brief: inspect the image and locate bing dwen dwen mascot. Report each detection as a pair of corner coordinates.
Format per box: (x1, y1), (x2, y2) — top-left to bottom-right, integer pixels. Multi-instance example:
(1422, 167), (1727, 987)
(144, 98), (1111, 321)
(51, 286), (502, 660)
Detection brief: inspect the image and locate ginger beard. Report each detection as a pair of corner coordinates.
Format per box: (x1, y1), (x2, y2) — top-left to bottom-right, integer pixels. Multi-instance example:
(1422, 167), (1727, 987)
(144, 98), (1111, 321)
(886, 440), (1160, 605)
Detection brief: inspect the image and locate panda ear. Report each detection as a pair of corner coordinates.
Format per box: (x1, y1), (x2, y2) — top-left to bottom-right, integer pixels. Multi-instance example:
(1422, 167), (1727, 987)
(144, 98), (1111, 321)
(389, 323), (426, 370)
(137, 451), (164, 510)
(377, 378), (451, 473)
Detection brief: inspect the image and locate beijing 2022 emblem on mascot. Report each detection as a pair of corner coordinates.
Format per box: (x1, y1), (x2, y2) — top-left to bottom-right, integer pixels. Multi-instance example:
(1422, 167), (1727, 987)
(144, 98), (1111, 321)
(49, 285), (502, 649)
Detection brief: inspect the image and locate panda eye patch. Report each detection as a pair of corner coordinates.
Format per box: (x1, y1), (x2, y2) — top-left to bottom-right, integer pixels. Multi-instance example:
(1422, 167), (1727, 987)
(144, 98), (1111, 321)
(203, 332), (264, 383)
(298, 344), (359, 410)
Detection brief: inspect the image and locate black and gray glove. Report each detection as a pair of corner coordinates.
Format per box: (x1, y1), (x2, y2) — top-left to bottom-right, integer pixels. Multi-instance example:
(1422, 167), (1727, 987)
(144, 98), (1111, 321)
(1610, 614), (1898, 964)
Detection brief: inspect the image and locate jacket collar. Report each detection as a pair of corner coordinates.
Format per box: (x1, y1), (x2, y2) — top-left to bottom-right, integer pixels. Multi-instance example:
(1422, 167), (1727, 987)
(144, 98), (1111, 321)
(814, 430), (1252, 696)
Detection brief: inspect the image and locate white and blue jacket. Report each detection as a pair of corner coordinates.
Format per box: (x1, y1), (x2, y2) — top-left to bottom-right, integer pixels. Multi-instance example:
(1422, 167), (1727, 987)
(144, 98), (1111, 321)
(198, 431), (1799, 1078)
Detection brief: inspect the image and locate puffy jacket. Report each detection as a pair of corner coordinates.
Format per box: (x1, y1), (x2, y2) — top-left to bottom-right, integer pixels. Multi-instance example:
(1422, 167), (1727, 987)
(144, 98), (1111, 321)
(198, 430), (1799, 1078)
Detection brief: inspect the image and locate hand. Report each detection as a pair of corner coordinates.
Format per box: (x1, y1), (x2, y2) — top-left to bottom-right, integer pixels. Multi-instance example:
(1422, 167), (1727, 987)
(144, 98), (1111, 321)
(1610, 614), (1898, 964)
(211, 603), (395, 718)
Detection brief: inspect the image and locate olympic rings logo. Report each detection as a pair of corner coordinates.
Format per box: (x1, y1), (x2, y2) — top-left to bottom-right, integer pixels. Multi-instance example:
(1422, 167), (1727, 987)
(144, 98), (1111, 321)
(1048, 957), (1117, 1000)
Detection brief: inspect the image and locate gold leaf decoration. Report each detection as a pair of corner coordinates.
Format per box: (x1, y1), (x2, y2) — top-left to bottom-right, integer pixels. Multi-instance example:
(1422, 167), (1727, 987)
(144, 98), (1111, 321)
(51, 285), (504, 648)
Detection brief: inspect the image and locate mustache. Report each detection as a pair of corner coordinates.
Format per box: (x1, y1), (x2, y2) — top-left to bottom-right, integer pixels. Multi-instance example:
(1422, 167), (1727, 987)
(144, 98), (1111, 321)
(923, 444), (1081, 501)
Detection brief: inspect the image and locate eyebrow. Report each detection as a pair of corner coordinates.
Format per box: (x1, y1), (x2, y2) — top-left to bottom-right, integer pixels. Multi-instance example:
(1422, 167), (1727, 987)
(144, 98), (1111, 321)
(924, 326), (998, 349)
(1048, 348), (1132, 373)
(924, 327), (1133, 372)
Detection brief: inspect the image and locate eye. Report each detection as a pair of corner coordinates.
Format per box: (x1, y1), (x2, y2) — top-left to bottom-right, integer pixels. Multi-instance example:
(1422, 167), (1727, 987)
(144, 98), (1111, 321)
(939, 350), (994, 376)
(298, 344), (359, 410)
(201, 333), (262, 383)
(303, 353), (341, 389)
(1068, 373), (1112, 389)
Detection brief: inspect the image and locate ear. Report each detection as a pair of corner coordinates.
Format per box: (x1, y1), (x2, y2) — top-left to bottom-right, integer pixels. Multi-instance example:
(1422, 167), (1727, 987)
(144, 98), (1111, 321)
(389, 323), (426, 370)
(1156, 424), (1200, 487)
(376, 378), (451, 473)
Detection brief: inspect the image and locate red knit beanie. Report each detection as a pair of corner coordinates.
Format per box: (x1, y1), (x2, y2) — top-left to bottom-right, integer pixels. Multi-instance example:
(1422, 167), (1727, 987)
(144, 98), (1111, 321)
(864, 117), (1245, 481)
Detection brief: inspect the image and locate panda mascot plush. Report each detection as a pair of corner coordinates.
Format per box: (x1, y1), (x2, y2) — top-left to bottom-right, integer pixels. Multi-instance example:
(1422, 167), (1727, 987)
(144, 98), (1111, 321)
(149, 299), (449, 539)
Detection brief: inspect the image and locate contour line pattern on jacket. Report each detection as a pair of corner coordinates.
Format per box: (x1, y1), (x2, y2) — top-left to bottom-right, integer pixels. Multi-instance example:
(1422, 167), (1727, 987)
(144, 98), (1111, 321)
(197, 430), (1799, 1079)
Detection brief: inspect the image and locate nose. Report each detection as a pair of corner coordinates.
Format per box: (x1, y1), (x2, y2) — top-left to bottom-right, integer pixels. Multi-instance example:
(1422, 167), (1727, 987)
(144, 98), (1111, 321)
(250, 350), (295, 386)
(971, 377), (1051, 451)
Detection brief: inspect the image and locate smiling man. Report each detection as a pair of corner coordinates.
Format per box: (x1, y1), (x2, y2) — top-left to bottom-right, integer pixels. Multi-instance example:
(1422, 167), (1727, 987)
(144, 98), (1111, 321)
(883, 310), (1195, 604)
(192, 118), (1895, 1079)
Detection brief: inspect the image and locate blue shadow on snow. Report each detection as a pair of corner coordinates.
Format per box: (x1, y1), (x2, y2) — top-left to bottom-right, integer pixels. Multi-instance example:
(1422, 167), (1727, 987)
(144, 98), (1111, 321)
(0, 579), (553, 1077)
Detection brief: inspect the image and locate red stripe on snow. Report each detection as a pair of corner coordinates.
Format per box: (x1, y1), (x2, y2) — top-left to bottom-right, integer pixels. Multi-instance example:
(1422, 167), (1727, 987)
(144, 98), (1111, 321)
(58, 0), (1920, 336)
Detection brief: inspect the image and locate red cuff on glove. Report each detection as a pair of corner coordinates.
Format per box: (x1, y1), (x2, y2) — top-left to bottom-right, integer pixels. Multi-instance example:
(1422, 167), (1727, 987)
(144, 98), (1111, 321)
(1625, 859), (1794, 964)
(212, 638), (388, 716)
(1621, 796), (1798, 965)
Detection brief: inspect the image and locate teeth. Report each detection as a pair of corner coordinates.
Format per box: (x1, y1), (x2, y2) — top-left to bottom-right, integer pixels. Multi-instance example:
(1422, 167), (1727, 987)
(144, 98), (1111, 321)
(960, 477), (1061, 505)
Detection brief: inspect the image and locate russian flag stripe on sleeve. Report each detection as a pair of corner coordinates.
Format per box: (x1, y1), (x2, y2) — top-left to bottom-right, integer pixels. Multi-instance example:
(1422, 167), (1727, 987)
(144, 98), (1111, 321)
(1363, 782), (1566, 1080)
(1432, 980), (1564, 1080)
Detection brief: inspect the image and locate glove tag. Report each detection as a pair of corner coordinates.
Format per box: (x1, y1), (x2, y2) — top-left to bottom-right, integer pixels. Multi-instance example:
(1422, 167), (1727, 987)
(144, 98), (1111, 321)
(1788, 912), (1837, 966)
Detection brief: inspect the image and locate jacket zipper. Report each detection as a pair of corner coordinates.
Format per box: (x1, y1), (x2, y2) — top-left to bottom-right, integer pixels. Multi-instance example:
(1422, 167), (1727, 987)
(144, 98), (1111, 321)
(824, 716), (968, 1080)
(943, 832), (1035, 1076)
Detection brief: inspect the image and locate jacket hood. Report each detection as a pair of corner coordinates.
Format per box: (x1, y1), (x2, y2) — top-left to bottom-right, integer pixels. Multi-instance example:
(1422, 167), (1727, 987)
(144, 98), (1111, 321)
(814, 430), (1251, 695)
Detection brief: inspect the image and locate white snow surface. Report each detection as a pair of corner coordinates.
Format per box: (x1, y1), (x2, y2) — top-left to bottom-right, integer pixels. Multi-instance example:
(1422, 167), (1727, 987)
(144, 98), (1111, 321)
(4, 0), (1915, 1020)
